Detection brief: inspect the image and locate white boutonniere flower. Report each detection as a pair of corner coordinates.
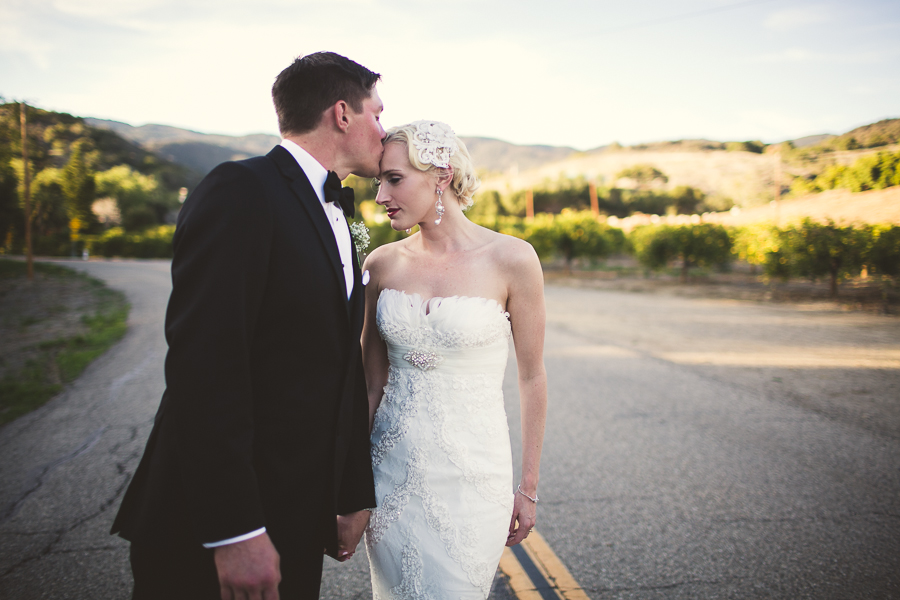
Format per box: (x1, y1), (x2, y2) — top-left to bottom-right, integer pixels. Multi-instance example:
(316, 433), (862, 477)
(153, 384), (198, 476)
(349, 221), (370, 254)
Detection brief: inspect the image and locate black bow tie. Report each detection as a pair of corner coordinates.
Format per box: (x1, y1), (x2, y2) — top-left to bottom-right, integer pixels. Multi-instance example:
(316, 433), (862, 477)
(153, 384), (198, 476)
(324, 171), (356, 219)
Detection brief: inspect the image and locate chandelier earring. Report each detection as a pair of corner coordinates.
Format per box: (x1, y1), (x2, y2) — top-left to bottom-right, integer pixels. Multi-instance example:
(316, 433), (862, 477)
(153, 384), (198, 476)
(434, 188), (445, 225)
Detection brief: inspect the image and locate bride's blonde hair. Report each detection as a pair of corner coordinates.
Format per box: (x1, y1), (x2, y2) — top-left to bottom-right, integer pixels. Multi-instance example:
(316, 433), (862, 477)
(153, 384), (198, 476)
(383, 122), (481, 208)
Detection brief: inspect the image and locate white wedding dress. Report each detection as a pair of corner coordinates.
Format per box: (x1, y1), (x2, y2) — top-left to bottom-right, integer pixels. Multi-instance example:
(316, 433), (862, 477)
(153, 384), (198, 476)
(366, 288), (515, 599)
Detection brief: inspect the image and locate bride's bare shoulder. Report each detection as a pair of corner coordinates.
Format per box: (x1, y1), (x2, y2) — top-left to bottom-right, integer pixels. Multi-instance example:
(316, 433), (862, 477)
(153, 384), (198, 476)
(485, 229), (540, 270)
(363, 237), (407, 269)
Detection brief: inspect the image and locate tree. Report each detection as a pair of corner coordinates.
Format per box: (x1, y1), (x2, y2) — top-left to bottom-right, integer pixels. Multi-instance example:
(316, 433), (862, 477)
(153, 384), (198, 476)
(789, 176), (819, 197)
(725, 141), (764, 153)
(95, 164), (169, 230)
(843, 151), (900, 191)
(630, 225), (677, 272)
(31, 168), (70, 239)
(833, 136), (860, 151)
(785, 219), (864, 297)
(862, 224), (900, 312)
(815, 164), (848, 191)
(615, 164), (668, 191)
(670, 186), (706, 215)
(0, 138), (19, 251)
(467, 190), (502, 220)
(631, 224), (732, 282)
(798, 150), (900, 196)
(552, 210), (614, 271)
(61, 139), (97, 245)
(524, 211), (621, 272)
(732, 223), (776, 274)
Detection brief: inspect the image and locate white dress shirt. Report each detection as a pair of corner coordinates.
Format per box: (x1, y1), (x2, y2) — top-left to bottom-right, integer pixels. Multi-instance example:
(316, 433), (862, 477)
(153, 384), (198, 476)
(281, 139), (355, 300)
(202, 142), (355, 549)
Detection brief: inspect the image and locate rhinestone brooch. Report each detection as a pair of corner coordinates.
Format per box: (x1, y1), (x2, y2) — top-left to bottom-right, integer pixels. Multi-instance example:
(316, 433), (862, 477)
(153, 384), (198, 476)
(403, 349), (443, 371)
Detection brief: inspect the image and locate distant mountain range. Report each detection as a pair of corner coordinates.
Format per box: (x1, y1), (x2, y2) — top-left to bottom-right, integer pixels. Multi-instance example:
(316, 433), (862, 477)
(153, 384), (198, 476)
(84, 119), (280, 177)
(85, 118), (579, 176)
(85, 117), (898, 206)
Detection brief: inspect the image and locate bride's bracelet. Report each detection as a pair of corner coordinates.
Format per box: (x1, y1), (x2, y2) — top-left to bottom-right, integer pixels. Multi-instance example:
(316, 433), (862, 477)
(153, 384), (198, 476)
(516, 484), (539, 503)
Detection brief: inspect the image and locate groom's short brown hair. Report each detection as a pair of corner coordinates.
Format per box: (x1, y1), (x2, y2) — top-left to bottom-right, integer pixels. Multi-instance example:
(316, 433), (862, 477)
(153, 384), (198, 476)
(272, 52), (381, 136)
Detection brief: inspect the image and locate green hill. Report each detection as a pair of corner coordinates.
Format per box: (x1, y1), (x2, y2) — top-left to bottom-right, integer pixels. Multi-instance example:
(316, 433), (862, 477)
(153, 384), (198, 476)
(0, 103), (198, 255)
(838, 118), (900, 148)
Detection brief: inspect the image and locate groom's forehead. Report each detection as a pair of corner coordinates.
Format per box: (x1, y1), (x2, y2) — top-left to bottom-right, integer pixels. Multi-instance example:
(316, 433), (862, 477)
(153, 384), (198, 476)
(367, 88), (383, 112)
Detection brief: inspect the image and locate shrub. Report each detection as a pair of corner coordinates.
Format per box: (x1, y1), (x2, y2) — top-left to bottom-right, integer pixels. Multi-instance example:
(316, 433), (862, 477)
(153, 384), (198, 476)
(630, 223), (733, 281)
(85, 225), (175, 258)
(863, 225), (900, 278)
(861, 224), (900, 311)
(769, 219), (864, 296)
(522, 210), (622, 271)
(732, 223), (778, 269)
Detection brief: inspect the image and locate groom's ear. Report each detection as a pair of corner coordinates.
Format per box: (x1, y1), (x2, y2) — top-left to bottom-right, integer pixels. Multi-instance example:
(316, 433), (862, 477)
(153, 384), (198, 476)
(331, 100), (352, 133)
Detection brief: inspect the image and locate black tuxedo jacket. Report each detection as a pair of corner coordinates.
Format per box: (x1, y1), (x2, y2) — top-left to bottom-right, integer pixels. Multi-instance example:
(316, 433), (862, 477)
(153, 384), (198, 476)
(111, 146), (375, 554)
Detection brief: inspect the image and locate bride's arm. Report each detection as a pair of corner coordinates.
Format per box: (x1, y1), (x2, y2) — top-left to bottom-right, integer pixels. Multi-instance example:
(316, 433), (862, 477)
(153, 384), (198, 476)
(361, 250), (390, 433)
(504, 239), (548, 547)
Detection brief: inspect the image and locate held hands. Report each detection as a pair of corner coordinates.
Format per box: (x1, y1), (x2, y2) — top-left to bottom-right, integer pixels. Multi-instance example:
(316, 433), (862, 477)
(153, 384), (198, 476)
(332, 510), (371, 562)
(506, 489), (537, 547)
(213, 532), (281, 600)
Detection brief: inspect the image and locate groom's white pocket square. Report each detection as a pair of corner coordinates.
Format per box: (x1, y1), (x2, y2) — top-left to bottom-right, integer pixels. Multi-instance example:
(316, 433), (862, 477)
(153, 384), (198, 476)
(362, 270), (370, 286)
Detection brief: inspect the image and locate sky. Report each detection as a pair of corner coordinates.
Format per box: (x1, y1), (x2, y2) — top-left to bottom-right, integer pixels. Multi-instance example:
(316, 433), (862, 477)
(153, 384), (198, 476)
(1, 0), (899, 150)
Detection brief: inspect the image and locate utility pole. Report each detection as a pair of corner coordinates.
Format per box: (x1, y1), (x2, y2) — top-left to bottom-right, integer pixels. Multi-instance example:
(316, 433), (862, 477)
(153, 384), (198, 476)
(526, 189), (534, 220)
(589, 182), (599, 217)
(772, 149), (782, 227)
(20, 102), (34, 281)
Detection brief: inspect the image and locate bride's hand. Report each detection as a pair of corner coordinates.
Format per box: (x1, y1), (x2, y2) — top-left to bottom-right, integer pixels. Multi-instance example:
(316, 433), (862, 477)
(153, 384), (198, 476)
(334, 510), (371, 561)
(506, 493), (537, 547)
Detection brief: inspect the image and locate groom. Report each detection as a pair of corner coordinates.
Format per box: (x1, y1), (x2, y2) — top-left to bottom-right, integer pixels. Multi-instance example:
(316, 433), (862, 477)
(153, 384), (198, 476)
(111, 52), (384, 599)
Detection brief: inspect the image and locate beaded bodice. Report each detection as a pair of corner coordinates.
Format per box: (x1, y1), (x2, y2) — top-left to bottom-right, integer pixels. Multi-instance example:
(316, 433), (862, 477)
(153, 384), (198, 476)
(376, 288), (511, 375)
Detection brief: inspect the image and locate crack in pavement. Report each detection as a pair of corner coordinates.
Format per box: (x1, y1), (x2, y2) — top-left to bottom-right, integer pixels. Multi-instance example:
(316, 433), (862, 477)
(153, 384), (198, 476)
(0, 422), (148, 579)
(0, 457), (133, 580)
(0, 361), (155, 581)
(0, 350), (156, 526)
(0, 427), (107, 525)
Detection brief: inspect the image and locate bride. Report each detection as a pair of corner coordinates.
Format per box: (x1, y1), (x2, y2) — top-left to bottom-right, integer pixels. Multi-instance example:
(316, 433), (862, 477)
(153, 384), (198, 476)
(357, 121), (547, 598)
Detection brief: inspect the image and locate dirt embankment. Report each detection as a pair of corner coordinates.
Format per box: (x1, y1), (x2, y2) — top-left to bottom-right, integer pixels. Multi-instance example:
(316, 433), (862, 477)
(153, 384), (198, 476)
(0, 265), (99, 381)
(707, 186), (900, 227)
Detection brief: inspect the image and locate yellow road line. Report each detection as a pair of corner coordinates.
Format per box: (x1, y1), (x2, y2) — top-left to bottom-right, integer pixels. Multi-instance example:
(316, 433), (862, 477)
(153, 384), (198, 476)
(499, 530), (591, 600)
(499, 547), (548, 600)
(522, 531), (591, 600)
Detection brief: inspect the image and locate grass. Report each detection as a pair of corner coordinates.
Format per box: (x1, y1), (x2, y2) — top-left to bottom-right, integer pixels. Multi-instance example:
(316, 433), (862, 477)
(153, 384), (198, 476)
(0, 259), (77, 279)
(0, 259), (130, 427)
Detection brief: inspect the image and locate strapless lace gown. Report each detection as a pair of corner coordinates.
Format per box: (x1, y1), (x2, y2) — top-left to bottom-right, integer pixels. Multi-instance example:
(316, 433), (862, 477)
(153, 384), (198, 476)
(366, 288), (515, 599)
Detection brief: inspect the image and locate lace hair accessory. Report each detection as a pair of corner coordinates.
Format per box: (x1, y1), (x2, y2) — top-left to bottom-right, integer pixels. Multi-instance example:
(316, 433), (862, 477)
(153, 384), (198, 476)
(411, 120), (459, 169)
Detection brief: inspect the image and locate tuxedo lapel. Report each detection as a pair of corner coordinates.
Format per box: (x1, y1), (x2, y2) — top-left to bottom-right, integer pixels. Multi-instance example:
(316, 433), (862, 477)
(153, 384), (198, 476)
(267, 146), (349, 304)
(348, 248), (363, 324)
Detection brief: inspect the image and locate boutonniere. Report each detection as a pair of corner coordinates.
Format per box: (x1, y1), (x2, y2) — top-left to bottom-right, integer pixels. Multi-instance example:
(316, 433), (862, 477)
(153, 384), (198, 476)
(349, 221), (370, 254)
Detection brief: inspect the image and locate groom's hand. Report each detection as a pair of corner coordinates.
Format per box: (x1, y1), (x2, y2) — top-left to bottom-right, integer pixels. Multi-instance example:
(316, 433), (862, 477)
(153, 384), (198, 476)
(334, 510), (370, 562)
(213, 533), (281, 600)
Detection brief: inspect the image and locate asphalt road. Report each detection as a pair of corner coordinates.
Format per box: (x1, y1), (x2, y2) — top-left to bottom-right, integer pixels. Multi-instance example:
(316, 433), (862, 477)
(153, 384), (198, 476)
(1, 259), (897, 599)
